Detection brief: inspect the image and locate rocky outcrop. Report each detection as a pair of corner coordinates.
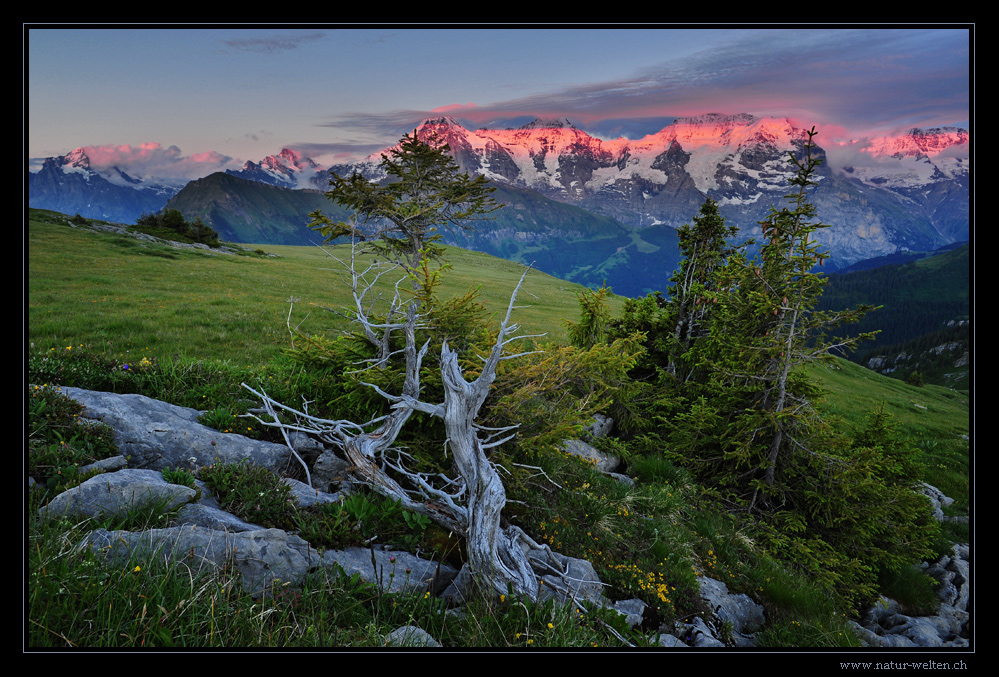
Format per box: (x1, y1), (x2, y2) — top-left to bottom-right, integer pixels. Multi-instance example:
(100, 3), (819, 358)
(35, 387), (776, 647)
(33, 386), (968, 648)
(849, 544), (970, 648)
(43, 468), (197, 519)
(78, 524), (320, 599)
(55, 386), (298, 473)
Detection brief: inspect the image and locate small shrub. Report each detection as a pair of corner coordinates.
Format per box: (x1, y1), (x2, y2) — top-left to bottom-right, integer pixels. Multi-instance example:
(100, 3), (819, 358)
(198, 461), (297, 530)
(628, 452), (691, 487)
(295, 490), (438, 553)
(44, 464), (106, 498)
(878, 564), (939, 616)
(199, 407), (238, 432)
(134, 209), (220, 247)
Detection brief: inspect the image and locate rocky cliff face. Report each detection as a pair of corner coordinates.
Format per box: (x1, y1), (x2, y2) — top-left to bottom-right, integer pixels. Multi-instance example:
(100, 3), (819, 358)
(336, 115), (966, 268)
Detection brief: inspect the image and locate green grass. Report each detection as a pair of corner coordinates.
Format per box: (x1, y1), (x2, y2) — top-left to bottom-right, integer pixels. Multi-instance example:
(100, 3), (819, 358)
(810, 357), (970, 510)
(26, 209), (970, 648)
(28, 211), (624, 364)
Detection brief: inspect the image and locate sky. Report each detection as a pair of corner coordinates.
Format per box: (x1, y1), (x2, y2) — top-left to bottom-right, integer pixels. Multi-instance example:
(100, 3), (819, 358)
(25, 25), (971, 181)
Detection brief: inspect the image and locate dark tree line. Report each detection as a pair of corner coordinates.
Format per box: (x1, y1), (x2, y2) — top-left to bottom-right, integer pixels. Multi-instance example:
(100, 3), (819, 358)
(605, 129), (939, 610)
(136, 209), (220, 247)
(817, 245), (969, 364)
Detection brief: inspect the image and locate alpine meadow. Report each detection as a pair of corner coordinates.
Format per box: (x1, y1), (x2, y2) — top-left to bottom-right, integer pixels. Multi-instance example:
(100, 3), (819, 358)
(27, 129), (970, 650)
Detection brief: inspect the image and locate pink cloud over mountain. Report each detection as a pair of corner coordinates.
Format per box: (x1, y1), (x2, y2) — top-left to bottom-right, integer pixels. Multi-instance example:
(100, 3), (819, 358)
(79, 142), (239, 183)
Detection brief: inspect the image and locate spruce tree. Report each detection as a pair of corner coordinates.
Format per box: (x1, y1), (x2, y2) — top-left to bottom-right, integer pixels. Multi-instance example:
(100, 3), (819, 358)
(642, 128), (931, 610)
(677, 128), (879, 509)
(663, 197), (740, 382)
(308, 129), (499, 277)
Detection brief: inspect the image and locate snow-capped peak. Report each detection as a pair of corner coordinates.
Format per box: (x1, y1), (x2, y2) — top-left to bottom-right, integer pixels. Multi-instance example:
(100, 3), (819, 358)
(519, 117), (576, 130)
(229, 148), (325, 188)
(863, 127), (969, 159)
(62, 147), (91, 170)
(257, 148), (318, 173)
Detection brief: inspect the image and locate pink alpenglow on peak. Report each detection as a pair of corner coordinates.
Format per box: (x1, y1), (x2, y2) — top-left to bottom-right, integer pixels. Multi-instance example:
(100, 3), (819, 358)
(862, 128), (969, 159)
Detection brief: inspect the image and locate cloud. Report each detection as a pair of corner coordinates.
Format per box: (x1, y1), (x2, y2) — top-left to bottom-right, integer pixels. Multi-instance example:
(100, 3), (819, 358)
(223, 32), (326, 54)
(81, 142), (239, 182)
(315, 108), (437, 145)
(292, 141), (390, 164)
(489, 29), (966, 138)
(320, 28), (968, 149)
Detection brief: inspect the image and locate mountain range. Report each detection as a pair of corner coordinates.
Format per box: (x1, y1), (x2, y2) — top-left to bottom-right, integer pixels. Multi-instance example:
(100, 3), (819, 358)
(28, 114), (969, 297)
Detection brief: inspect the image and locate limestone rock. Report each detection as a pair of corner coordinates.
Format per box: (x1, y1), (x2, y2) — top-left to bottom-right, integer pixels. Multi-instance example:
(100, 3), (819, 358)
(40, 468), (196, 519)
(57, 386), (294, 473)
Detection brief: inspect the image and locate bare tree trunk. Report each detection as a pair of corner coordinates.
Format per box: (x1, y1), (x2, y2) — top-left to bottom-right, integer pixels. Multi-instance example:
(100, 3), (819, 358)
(245, 263), (562, 602)
(436, 343), (539, 599)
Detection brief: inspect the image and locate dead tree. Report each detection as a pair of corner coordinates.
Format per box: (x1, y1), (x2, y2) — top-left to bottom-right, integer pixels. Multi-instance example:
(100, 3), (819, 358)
(243, 248), (570, 603)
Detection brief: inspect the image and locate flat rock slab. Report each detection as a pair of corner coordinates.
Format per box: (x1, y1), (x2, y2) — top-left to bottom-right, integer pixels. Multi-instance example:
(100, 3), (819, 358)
(58, 386), (292, 472)
(77, 525), (320, 598)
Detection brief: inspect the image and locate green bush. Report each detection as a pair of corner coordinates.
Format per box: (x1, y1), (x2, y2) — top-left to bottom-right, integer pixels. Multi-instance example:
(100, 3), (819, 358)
(878, 564), (939, 616)
(161, 466), (197, 489)
(135, 209), (220, 247)
(198, 461), (297, 530)
(295, 490), (440, 556)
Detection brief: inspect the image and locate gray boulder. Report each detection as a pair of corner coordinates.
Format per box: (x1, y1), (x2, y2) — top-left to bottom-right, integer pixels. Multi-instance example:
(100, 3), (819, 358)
(919, 482), (955, 521)
(312, 450), (354, 494)
(583, 413), (614, 441)
(854, 542), (970, 648)
(611, 598), (647, 629)
(322, 547), (458, 596)
(557, 439), (620, 474)
(384, 625), (442, 647)
(40, 468), (196, 519)
(657, 633), (690, 647)
(57, 386), (295, 473)
(674, 616), (726, 647)
(77, 525), (320, 598)
(536, 551), (608, 609)
(699, 575), (766, 635)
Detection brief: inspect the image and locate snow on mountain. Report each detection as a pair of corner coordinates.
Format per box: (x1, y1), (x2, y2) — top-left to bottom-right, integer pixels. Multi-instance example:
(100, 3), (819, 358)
(61, 147), (91, 172)
(229, 114), (968, 264)
(30, 115), (968, 269)
(864, 127), (969, 160)
(28, 148), (182, 223)
(840, 127), (969, 191)
(383, 113), (808, 203)
(383, 114), (811, 227)
(226, 148), (327, 189)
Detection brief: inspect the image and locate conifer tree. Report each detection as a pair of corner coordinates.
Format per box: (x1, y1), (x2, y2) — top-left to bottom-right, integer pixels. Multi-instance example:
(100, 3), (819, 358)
(607, 199), (739, 385)
(637, 128), (929, 609)
(663, 197), (740, 382)
(308, 129), (499, 277)
(564, 283), (614, 350)
(698, 127), (879, 509)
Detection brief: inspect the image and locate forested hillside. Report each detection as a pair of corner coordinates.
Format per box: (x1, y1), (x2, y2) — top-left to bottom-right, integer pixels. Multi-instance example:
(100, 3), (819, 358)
(816, 243), (970, 386)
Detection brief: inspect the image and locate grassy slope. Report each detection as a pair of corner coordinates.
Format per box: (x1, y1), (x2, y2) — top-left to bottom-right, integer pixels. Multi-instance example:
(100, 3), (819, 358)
(27, 210), (626, 364)
(809, 357), (970, 510)
(27, 208), (969, 503)
(27, 209), (971, 647)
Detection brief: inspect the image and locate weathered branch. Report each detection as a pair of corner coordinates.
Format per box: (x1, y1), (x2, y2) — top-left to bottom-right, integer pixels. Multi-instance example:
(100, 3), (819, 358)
(246, 255), (565, 600)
